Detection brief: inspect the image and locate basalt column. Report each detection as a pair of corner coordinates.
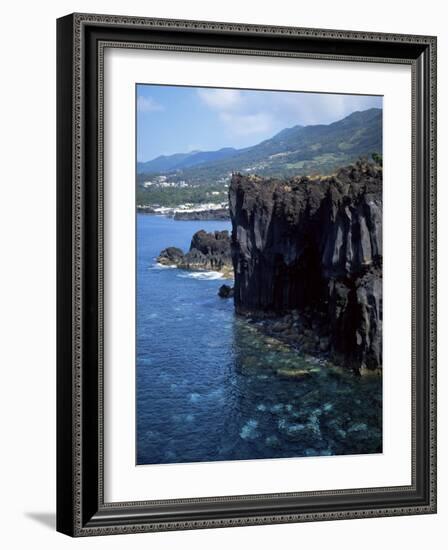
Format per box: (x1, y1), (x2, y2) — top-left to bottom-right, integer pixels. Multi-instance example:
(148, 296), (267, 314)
(229, 161), (382, 372)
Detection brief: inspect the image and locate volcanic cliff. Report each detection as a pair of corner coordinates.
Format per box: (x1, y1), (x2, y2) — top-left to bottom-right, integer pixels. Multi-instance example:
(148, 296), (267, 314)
(229, 160), (382, 373)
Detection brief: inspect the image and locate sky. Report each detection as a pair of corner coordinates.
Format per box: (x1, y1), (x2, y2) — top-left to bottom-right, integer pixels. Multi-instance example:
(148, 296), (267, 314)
(136, 84), (382, 163)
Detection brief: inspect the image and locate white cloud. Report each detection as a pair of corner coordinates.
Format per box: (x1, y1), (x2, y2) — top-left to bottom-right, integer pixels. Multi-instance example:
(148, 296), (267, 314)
(264, 92), (382, 126)
(219, 112), (274, 136)
(196, 87), (381, 144)
(137, 95), (164, 113)
(197, 88), (275, 138)
(197, 88), (243, 110)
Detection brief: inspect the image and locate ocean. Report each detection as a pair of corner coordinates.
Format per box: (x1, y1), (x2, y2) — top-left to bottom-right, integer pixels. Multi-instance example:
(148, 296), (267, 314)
(136, 213), (382, 465)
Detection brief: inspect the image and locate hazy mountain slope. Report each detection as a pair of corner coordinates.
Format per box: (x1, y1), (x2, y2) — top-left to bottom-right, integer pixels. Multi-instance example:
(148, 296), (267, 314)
(138, 108), (382, 182)
(137, 147), (238, 174)
(136, 108), (382, 206)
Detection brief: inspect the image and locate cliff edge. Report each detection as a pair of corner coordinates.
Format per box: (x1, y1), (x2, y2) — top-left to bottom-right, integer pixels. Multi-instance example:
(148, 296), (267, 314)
(229, 161), (382, 372)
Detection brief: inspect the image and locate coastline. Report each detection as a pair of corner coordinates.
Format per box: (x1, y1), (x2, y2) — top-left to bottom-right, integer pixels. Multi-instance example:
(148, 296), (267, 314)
(137, 211), (382, 464)
(137, 202), (230, 221)
(156, 227), (234, 280)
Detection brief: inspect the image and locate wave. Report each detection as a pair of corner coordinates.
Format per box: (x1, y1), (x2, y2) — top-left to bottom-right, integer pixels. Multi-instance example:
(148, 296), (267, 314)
(177, 271), (224, 281)
(149, 262), (178, 270)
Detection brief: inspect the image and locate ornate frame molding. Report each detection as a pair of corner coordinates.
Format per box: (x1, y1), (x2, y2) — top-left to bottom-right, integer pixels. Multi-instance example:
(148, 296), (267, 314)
(57, 13), (437, 537)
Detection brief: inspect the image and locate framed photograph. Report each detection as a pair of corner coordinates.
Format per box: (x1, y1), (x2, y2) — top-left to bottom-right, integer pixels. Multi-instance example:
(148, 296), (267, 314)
(56, 13), (437, 536)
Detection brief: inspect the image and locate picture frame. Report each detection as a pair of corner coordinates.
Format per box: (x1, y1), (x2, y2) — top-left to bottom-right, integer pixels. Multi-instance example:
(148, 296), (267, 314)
(56, 12), (437, 537)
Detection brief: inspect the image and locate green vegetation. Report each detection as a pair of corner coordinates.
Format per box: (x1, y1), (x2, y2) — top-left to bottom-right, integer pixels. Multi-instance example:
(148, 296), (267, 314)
(137, 108), (383, 207)
(372, 152), (383, 166)
(137, 184), (228, 208)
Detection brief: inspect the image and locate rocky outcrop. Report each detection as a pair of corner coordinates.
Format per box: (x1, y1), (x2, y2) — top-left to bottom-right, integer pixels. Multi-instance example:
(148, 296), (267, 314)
(218, 284), (234, 298)
(157, 246), (184, 265)
(173, 208), (230, 221)
(137, 206), (156, 214)
(229, 160), (382, 372)
(157, 230), (233, 277)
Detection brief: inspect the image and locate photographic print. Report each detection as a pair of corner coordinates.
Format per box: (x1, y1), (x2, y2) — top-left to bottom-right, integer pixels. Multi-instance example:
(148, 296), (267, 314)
(136, 84), (383, 466)
(57, 15), (437, 535)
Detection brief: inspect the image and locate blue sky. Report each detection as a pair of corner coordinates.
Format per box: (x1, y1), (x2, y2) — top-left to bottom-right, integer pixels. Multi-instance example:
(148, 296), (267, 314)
(137, 84), (382, 162)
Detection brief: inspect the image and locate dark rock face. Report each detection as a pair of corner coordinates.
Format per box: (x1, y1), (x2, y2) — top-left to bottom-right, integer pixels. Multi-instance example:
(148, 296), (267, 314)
(173, 208), (230, 221)
(137, 206), (156, 214)
(183, 230), (232, 273)
(157, 246), (184, 265)
(218, 284), (234, 298)
(157, 230), (233, 277)
(229, 161), (382, 372)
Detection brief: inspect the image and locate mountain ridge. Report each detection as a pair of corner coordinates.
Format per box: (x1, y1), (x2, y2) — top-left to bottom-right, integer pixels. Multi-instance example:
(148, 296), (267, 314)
(138, 146), (239, 174)
(137, 108), (382, 180)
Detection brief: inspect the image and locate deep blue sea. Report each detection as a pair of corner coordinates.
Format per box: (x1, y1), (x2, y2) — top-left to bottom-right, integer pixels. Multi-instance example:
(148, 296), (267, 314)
(136, 214), (382, 465)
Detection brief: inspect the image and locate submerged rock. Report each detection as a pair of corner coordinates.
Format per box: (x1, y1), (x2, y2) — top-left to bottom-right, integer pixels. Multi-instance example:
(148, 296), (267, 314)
(359, 363), (382, 377)
(282, 423), (307, 441)
(348, 422), (368, 433)
(218, 284), (234, 298)
(239, 419), (260, 440)
(275, 368), (311, 380)
(270, 404), (286, 414)
(265, 435), (281, 448)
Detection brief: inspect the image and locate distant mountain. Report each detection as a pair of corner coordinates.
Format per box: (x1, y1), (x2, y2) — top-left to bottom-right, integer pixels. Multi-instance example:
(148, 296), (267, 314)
(138, 108), (382, 184)
(237, 108), (382, 166)
(137, 147), (238, 174)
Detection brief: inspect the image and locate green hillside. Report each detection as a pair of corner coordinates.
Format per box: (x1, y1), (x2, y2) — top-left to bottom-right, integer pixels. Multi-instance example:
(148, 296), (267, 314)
(137, 108), (382, 207)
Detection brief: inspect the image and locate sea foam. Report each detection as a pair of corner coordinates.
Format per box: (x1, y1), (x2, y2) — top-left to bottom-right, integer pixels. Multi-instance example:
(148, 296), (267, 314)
(177, 271), (224, 281)
(149, 262), (177, 270)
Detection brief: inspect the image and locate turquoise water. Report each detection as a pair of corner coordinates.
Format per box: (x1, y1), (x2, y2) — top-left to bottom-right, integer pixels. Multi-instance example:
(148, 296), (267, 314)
(136, 214), (382, 464)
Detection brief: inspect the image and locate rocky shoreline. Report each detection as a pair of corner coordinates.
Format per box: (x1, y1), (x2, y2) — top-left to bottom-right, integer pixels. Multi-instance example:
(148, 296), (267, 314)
(154, 159), (382, 374)
(137, 205), (230, 221)
(173, 208), (230, 221)
(246, 311), (380, 377)
(229, 160), (383, 374)
(157, 229), (234, 279)
(137, 206), (156, 214)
